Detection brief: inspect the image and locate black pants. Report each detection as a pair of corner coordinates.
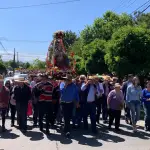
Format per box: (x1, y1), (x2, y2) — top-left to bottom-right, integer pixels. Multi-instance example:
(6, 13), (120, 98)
(16, 102), (28, 130)
(10, 104), (16, 125)
(109, 109), (121, 129)
(84, 102), (97, 132)
(32, 103), (39, 125)
(96, 95), (108, 121)
(1, 109), (6, 127)
(62, 102), (73, 133)
(52, 101), (59, 125)
(39, 101), (53, 131)
(143, 103), (150, 128)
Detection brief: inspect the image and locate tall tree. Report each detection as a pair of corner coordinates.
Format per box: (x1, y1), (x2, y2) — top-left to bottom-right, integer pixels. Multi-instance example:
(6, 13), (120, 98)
(63, 30), (78, 51)
(105, 26), (150, 76)
(83, 39), (108, 74)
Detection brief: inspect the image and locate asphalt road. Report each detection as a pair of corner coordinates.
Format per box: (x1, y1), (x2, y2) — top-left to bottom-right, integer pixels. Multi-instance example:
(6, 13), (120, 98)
(0, 118), (150, 150)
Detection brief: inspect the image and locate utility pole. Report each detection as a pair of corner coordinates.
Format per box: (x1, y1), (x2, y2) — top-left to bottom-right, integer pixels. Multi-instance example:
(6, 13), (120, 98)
(13, 48), (16, 74)
(17, 52), (19, 67)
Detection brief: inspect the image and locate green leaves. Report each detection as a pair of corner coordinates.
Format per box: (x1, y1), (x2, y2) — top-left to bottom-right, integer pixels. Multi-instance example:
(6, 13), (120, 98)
(105, 26), (150, 76)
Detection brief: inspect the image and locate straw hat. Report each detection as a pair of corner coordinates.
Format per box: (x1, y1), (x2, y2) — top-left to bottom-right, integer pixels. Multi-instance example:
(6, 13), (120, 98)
(114, 83), (121, 88)
(14, 77), (27, 83)
(88, 76), (93, 80)
(62, 74), (72, 81)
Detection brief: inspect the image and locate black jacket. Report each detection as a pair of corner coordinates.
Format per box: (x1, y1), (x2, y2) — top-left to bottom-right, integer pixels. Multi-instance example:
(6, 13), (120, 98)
(14, 84), (31, 104)
(122, 81), (128, 100)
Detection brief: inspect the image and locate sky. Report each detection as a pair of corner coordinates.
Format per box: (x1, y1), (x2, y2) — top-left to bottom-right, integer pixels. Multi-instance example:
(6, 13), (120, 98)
(0, 0), (147, 62)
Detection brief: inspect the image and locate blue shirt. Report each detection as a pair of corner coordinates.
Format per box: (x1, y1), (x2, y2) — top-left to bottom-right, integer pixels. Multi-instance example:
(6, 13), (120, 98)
(142, 89), (150, 104)
(60, 83), (79, 103)
(126, 85), (142, 102)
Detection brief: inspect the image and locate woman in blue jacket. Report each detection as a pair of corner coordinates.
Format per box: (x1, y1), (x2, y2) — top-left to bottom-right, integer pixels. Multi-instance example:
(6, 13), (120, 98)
(142, 81), (150, 131)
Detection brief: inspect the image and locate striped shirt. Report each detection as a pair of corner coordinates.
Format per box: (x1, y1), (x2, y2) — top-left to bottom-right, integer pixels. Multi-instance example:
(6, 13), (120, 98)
(37, 81), (54, 102)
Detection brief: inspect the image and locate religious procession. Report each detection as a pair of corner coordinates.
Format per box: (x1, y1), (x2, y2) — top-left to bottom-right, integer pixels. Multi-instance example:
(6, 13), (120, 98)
(0, 31), (150, 138)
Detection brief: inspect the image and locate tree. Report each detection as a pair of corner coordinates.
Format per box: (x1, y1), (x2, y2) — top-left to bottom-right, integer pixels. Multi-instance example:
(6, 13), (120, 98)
(105, 26), (150, 76)
(0, 60), (7, 74)
(136, 13), (150, 29)
(80, 25), (94, 45)
(4, 60), (18, 69)
(63, 30), (78, 51)
(83, 39), (108, 74)
(30, 59), (46, 69)
(80, 11), (134, 44)
(70, 38), (83, 57)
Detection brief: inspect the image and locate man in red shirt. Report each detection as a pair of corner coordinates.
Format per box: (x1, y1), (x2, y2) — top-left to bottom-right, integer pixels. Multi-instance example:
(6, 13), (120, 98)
(35, 74), (54, 134)
(0, 75), (10, 132)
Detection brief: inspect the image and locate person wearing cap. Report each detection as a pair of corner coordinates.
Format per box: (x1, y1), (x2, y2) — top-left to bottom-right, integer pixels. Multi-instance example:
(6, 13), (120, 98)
(0, 75), (10, 132)
(14, 77), (31, 133)
(107, 83), (124, 131)
(81, 76), (98, 134)
(60, 74), (79, 137)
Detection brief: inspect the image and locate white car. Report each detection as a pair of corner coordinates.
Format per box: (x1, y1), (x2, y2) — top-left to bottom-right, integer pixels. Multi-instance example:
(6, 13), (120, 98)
(13, 74), (28, 80)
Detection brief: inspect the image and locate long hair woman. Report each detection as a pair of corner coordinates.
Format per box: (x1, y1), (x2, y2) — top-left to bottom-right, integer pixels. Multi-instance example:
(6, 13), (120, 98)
(126, 76), (142, 132)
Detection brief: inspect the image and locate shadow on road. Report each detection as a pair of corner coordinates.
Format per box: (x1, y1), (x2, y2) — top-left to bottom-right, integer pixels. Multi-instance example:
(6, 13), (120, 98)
(0, 129), (19, 139)
(48, 124), (125, 147)
(23, 130), (44, 141)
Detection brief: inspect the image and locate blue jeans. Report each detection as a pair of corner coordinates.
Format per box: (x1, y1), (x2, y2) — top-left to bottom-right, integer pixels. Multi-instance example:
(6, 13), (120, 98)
(143, 103), (150, 128)
(128, 101), (141, 125)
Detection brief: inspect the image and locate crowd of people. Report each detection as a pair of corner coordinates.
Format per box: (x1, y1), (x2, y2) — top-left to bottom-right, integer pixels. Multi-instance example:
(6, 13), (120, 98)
(0, 73), (150, 137)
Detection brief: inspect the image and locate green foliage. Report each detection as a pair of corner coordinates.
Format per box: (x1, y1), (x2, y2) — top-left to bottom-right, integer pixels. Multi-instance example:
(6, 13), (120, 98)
(29, 59), (46, 69)
(71, 39), (83, 57)
(0, 57), (7, 74)
(83, 39), (108, 74)
(105, 26), (150, 77)
(63, 30), (78, 51)
(137, 13), (150, 29)
(80, 11), (134, 44)
(4, 60), (18, 69)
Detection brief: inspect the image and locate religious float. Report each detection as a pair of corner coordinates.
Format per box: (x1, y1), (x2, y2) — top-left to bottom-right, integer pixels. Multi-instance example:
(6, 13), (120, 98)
(46, 31), (76, 78)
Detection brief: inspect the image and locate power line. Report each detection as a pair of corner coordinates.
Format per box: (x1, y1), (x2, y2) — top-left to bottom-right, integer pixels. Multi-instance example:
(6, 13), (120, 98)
(0, 0), (80, 10)
(0, 41), (10, 54)
(126, 0), (137, 8)
(1, 39), (49, 43)
(130, 0), (150, 14)
(1, 53), (45, 58)
(140, 4), (150, 14)
(112, 0), (126, 11)
(113, 0), (134, 12)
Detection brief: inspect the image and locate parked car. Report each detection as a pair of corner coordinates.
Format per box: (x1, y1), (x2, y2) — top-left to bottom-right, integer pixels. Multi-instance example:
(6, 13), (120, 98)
(13, 74), (28, 80)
